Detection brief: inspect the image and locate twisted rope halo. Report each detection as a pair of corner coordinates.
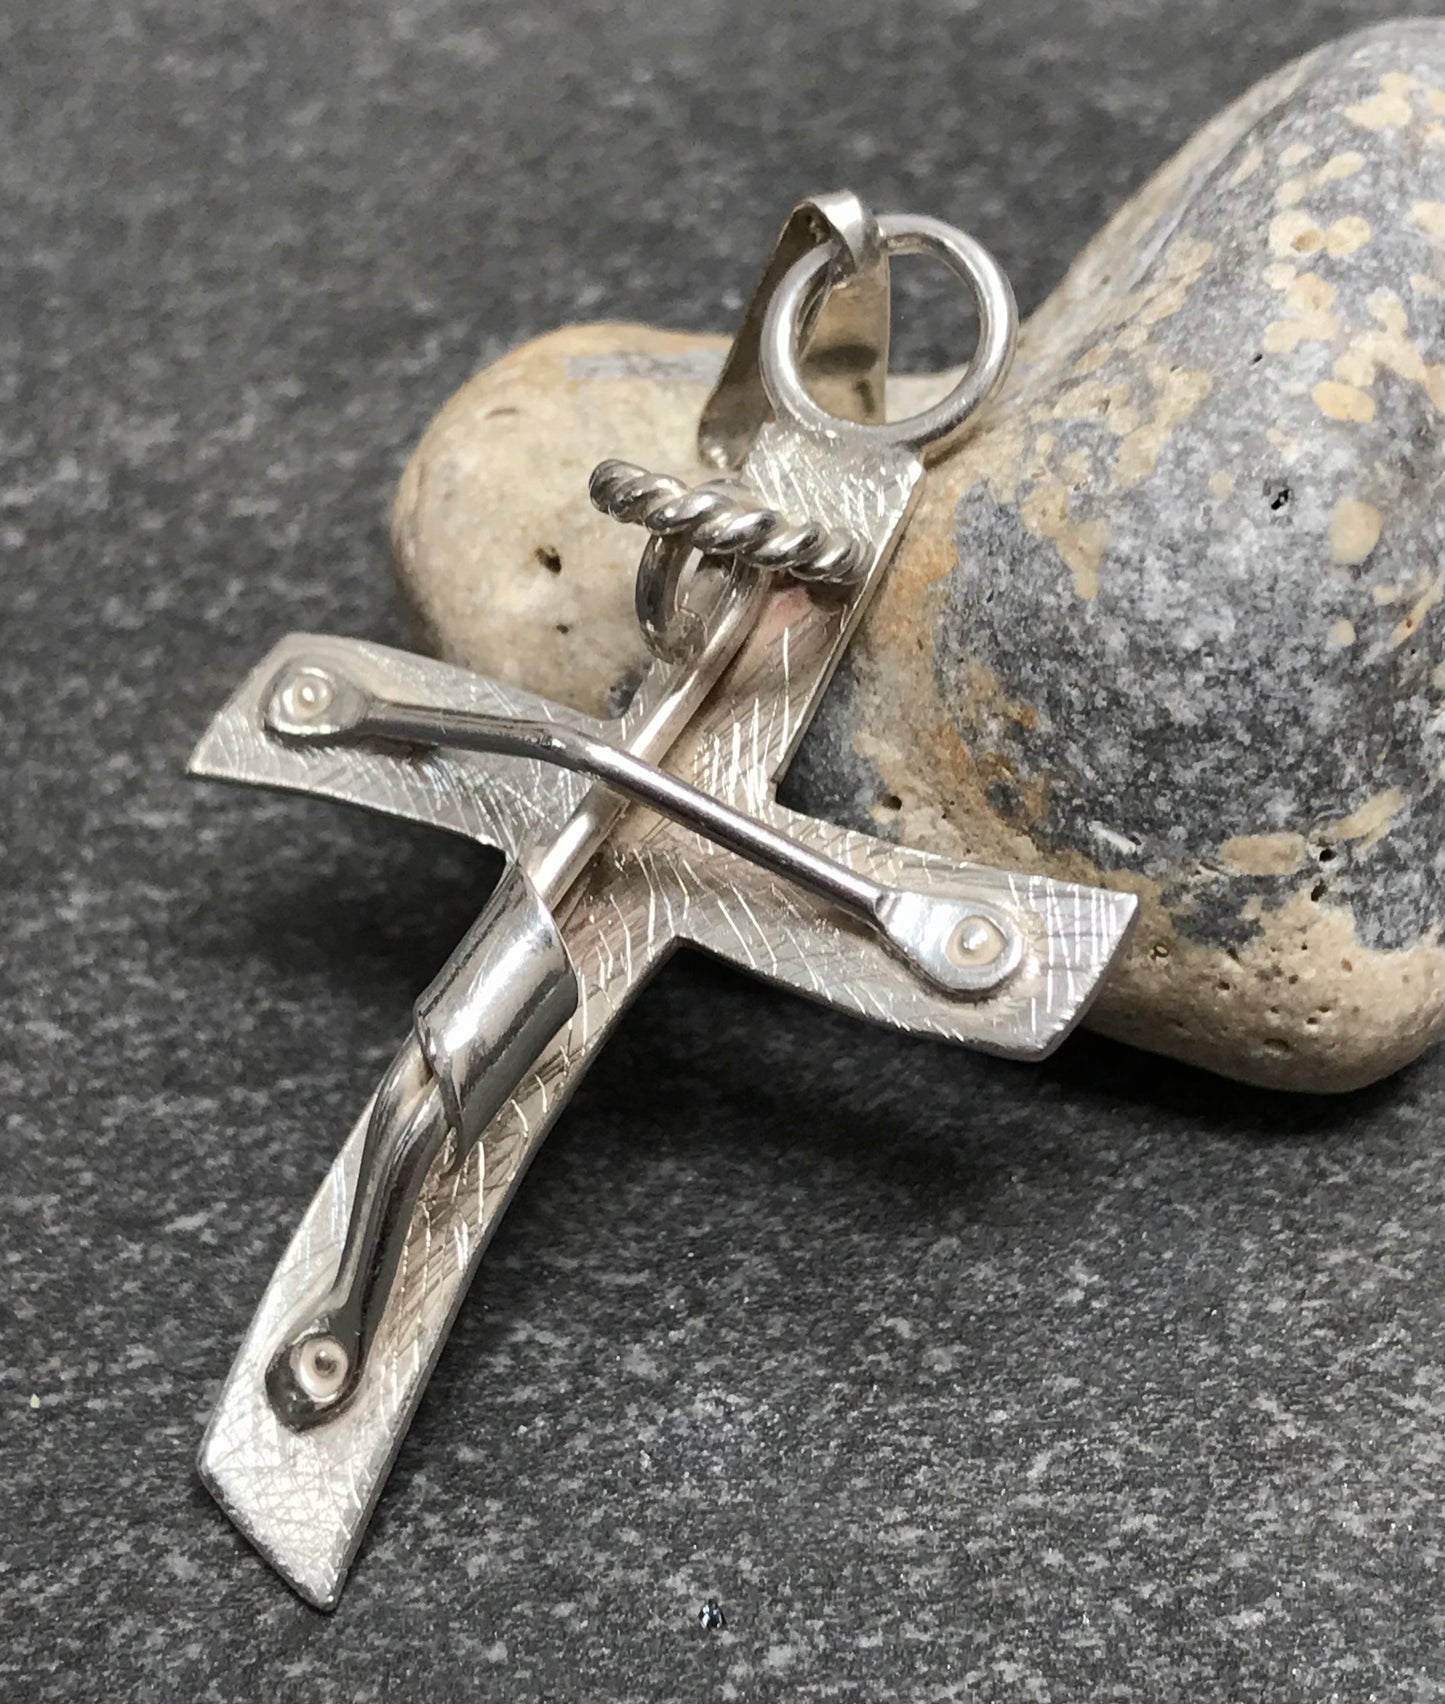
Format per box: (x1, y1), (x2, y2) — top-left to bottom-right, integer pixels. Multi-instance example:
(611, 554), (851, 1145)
(589, 458), (864, 586)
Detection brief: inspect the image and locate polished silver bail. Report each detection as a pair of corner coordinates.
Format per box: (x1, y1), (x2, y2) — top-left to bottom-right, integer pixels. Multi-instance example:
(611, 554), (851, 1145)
(698, 188), (891, 469)
(759, 211), (1018, 463)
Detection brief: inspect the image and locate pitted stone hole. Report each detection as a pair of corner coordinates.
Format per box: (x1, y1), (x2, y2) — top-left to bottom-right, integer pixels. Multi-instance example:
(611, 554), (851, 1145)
(1263, 1037), (1290, 1055)
(534, 545), (563, 574)
(1317, 845), (1337, 864)
(1266, 481), (1292, 513)
(1310, 880), (1328, 902)
(878, 791), (902, 815)
(1341, 957), (1354, 973)
(1251, 352), (1264, 365)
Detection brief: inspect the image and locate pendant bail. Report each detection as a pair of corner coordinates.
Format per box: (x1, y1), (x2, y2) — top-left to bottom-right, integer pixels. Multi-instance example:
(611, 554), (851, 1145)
(696, 189), (891, 469)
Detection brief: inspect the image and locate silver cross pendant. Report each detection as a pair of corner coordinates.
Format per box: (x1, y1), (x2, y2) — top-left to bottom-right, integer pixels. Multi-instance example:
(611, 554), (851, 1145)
(189, 194), (1138, 1608)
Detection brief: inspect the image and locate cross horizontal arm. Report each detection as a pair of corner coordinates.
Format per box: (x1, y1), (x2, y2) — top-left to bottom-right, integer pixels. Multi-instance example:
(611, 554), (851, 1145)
(646, 796), (1137, 1059)
(192, 632), (1137, 1057)
(262, 657), (1036, 1000)
(189, 633), (605, 859)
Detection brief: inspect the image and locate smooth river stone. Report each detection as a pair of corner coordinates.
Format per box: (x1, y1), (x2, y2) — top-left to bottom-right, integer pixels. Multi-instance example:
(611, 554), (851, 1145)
(393, 21), (1445, 1092)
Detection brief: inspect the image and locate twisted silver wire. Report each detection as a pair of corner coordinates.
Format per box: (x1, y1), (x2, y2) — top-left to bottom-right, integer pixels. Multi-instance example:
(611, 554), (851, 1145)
(588, 458), (865, 585)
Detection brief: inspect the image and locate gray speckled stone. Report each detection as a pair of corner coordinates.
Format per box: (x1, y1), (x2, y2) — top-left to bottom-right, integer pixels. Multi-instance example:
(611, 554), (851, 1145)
(9, 3), (1445, 1701)
(823, 20), (1445, 1093)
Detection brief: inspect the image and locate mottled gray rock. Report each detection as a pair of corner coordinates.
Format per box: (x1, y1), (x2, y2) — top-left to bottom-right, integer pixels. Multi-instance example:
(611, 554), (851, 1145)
(395, 22), (1445, 1090)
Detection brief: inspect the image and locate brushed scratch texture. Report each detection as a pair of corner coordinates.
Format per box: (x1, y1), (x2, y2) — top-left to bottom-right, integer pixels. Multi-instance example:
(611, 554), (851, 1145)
(195, 428), (1136, 1607)
(190, 632), (669, 855)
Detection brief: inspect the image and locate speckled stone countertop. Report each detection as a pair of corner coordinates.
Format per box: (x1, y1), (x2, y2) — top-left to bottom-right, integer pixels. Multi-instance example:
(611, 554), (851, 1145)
(4, 2), (1445, 1698)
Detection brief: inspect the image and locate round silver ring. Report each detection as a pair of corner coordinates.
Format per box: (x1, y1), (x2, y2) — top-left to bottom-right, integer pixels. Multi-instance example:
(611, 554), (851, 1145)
(758, 212), (1018, 460)
(634, 535), (762, 664)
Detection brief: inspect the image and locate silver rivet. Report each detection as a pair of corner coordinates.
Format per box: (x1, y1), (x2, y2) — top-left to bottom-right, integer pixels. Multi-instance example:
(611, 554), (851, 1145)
(947, 915), (1008, 969)
(279, 666), (335, 722)
(292, 1334), (349, 1404)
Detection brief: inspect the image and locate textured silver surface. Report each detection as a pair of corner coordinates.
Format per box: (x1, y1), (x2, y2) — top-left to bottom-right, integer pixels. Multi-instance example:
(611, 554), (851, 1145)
(194, 411), (1134, 1608)
(265, 658), (1039, 998)
(191, 633), (642, 859)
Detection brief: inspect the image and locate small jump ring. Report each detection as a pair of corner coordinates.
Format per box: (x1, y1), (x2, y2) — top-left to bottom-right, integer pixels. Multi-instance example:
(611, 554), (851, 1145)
(634, 537), (760, 664)
(758, 212), (1018, 462)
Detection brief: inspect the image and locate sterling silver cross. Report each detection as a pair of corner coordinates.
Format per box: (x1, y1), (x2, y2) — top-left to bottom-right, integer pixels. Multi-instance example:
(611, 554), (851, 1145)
(188, 195), (1137, 1608)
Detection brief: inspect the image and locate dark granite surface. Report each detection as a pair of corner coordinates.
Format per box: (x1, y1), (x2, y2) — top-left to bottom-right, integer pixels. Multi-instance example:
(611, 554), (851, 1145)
(5, 1), (1445, 1698)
